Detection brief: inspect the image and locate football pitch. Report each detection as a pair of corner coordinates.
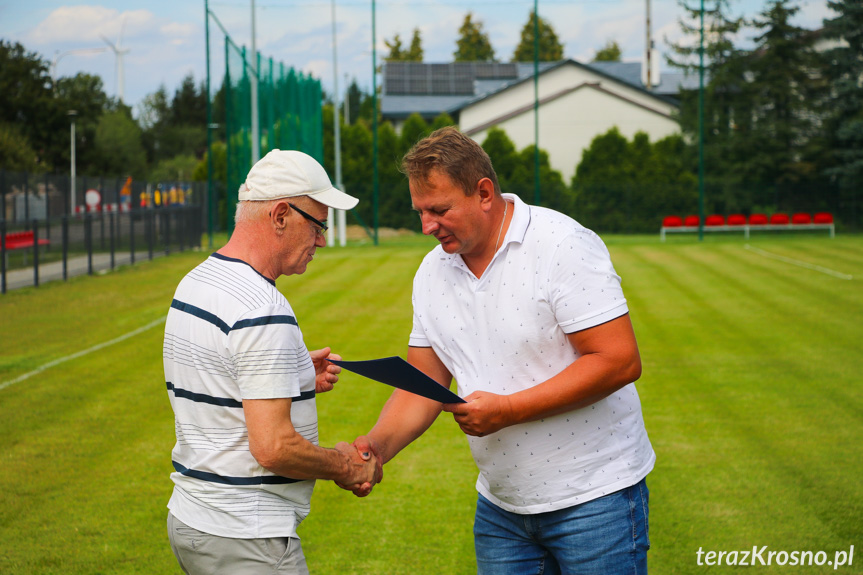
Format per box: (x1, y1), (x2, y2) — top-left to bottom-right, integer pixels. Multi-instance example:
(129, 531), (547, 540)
(1, 232), (861, 574)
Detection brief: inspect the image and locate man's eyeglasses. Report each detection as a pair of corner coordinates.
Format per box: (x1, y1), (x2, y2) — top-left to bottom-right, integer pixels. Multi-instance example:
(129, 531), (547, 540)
(289, 203), (328, 238)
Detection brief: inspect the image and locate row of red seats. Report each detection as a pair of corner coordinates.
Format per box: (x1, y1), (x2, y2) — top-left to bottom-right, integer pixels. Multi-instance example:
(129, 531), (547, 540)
(663, 212), (834, 228)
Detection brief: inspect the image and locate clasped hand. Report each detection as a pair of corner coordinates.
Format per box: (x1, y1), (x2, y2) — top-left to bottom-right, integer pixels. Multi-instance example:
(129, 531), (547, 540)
(334, 441), (382, 495)
(335, 435), (384, 497)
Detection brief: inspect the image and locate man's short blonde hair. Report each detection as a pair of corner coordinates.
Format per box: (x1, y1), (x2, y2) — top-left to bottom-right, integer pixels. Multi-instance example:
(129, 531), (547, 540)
(401, 126), (501, 196)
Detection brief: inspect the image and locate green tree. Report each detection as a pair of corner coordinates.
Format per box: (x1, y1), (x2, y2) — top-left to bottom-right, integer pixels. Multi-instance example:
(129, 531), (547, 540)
(193, 140), (228, 227)
(139, 77), (207, 172)
(171, 73), (207, 126)
(407, 28), (424, 61)
(512, 11), (564, 62)
(345, 78), (364, 125)
(821, 0), (863, 209)
(384, 34), (405, 61)
(0, 122), (40, 172)
(339, 121), (373, 228)
(509, 144), (571, 213)
(0, 40), (58, 170)
(93, 109), (146, 178)
(193, 140), (226, 183)
(573, 128), (698, 232)
(593, 40), (622, 62)
(429, 112), (456, 132)
(574, 128), (645, 231)
(378, 121), (415, 229)
(738, 0), (823, 184)
(650, 134), (698, 216)
(399, 113), (431, 152)
(481, 127), (519, 185)
(666, 0), (748, 187)
(55, 73), (112, 175)
(151, 154), (199, 182)
(385, 30), (423, 62)
(139, 85), (171, 165)
(454, 13), (496, 62)
(480, 127), (572, 212)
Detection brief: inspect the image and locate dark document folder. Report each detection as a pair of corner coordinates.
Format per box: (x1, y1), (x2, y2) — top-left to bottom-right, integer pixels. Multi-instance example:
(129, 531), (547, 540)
(330, 356), (465, 404)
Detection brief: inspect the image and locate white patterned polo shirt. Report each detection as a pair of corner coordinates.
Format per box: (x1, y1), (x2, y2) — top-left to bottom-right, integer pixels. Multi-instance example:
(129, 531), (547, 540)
(409, 194), (655, 514)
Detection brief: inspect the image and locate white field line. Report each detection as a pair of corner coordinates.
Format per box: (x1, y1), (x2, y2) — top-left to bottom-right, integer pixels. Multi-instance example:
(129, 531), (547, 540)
(744, 244), (854, 280)
(0, 316), (166, 392)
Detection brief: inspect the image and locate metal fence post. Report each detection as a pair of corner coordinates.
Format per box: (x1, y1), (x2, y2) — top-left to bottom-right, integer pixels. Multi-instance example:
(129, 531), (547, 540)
(1, 219), (6, 294)
(99, 176), (105, 250)
(0, 170), (5, 224)
(164, 209), (171, 256)
(24, 179), (30, 229)
(62, 215), (68, 281)
(148, 209), (154, 261)
(32, 218), (40, 287)
(45, 172), (52, 243)
(85, 212), (93, 275)
(109, 211), (115, 270)
(130, 210), (136, 265)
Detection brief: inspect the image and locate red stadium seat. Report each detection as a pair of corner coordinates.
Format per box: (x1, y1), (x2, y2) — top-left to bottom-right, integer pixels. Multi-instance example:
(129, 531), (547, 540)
(769, 213), (790, 225)
(749, 213), (768, 225)
(727, 214), (746, 226)
(813, 212), (834, 224)
(662, 216), (683, 227)
(683, 215), (700, 227)
(705, 214), (725, 226)
(792, 213), (812, 225)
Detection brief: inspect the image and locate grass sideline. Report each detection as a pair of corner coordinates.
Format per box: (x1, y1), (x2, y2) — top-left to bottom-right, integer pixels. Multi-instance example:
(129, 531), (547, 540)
(0, 233), (861, 574)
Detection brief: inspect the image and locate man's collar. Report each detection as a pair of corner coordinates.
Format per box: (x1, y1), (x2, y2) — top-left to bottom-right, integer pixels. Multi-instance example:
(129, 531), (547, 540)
(500, 193), (530, 248)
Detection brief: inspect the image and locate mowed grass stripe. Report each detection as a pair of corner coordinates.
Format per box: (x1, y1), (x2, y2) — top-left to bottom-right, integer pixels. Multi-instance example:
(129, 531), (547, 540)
(627, 242), (861, 428)
(1, 326), (172, 574)
(275, 238), (478, 575)
(615, 239), (862, 569)
(680, 243), (859, 358)
(748, 235), (863, 272)
(0, 253), (202, 381)
(1, 236), (861, 575)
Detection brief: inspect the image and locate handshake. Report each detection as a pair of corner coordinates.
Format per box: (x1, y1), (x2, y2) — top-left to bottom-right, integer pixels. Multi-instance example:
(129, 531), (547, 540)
(333, 436), (383, 498)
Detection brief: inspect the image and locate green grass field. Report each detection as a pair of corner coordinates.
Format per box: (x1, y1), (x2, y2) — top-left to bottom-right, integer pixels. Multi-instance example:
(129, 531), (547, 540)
(1, 232), (861, 574)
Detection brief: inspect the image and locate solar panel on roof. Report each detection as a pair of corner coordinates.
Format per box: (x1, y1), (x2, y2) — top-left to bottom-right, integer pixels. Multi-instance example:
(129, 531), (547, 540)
(383, 61), (516, 95)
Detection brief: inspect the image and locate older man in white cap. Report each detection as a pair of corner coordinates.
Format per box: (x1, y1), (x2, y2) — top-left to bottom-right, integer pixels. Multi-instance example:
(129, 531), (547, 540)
(164, 150), (376, 575)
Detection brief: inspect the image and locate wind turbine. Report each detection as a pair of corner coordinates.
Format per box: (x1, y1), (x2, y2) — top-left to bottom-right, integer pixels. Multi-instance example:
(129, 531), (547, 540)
(100, 15), (130, 103)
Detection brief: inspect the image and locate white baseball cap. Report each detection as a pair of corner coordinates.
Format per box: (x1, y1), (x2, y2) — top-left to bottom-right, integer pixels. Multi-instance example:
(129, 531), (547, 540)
(239, 149), (359, 210)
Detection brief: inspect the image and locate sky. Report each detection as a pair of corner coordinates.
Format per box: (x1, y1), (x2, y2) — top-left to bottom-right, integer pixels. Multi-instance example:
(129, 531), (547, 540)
(1, 0), (835, 116)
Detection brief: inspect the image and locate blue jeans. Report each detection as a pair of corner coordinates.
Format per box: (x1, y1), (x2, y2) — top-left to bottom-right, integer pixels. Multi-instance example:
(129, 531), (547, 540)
(474, 478), (650, 575)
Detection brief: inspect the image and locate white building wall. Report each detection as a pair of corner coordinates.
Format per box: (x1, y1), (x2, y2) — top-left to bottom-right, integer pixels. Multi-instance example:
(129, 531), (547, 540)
(461, 63), (681, 182)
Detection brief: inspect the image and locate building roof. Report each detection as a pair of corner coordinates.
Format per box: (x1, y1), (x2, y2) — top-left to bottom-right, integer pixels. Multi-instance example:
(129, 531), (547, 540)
(381, 60), (701, 121)
(381, 61), (556, 120)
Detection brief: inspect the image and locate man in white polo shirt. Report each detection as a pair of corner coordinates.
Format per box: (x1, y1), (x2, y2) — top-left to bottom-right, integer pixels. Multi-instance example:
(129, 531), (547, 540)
(164, 150), (379, 574)
(351, 128), (654, 574)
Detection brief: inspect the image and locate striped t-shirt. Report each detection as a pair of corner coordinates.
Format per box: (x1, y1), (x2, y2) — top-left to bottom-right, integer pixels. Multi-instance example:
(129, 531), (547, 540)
(164, 253), (317, 539)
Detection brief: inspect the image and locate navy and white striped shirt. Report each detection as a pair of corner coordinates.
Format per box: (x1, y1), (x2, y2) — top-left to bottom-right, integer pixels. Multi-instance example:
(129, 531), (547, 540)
(164, 253), (317, 539)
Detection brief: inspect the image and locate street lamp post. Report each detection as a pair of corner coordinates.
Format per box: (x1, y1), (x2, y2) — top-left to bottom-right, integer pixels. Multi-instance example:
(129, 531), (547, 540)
(68, 110), (78, 216)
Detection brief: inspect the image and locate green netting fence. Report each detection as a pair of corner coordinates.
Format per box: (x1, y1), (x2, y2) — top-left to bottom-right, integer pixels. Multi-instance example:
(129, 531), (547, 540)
(207, 10), (324, 236)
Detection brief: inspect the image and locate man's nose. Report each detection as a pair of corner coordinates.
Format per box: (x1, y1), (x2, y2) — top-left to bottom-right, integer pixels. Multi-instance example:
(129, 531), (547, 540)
(420, 214), (439, 236)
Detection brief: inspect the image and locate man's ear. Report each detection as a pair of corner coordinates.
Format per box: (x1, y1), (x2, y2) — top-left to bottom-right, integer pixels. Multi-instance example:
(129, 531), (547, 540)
(476, 177), (496, 212)
(270, 200), (290, 232)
